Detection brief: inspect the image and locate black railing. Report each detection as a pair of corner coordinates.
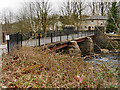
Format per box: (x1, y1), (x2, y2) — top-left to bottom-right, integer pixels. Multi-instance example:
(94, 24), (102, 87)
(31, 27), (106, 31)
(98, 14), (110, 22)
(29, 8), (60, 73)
(4, 30), (95, 52)
(9, 33), (22, 50)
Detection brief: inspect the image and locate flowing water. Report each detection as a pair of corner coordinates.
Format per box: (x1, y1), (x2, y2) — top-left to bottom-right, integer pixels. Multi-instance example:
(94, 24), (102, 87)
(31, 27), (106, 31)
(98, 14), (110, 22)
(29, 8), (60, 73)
(85, 52), (119, 70)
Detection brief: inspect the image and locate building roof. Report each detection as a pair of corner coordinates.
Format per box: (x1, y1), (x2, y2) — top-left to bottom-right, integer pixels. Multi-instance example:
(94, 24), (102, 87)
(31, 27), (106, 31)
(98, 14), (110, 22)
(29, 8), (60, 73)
(82, 16), (108, 21)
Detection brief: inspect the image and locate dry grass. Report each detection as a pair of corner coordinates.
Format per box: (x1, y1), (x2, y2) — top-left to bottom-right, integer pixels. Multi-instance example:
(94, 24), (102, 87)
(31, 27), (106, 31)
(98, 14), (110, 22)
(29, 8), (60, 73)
(2, 46), (118, 88)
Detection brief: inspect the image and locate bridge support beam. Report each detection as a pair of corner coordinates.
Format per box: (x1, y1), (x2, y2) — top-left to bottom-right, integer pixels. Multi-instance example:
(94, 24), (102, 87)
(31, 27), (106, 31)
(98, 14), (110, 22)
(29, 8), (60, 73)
(78, 37), (94, 56)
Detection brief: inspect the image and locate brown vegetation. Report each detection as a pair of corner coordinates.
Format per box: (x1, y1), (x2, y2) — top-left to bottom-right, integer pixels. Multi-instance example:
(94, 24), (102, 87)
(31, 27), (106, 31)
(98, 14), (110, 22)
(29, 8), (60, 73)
(2, 46), (118, 88)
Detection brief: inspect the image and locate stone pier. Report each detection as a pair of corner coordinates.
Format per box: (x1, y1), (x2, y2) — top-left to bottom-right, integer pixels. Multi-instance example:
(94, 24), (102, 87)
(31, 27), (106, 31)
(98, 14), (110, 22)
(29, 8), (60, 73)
(78, 37), (94, 56)
(93, 27), (119, 50)
(68, 41), (81, 56)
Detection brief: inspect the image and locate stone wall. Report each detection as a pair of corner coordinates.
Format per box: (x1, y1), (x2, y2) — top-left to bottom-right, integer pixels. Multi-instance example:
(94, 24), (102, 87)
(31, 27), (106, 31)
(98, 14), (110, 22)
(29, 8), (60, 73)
(93, 27), (119, 50)
(68, 41), (81, 57)
(78, 37), (94, 56)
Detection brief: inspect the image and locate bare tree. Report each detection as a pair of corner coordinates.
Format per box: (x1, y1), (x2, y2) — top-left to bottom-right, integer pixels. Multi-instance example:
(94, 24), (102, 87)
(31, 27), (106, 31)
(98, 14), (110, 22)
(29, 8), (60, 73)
(59, 0), (86, 25)
(1, 9), (14, 33)
(89, 0), (112, 16)
(15, 0), (52, 34)
(59, 0), (87, 30)
(33, 0), (52, 33)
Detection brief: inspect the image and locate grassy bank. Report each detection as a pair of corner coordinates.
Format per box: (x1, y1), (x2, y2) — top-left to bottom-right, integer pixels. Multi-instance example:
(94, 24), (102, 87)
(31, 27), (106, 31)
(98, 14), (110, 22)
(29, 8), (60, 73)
(2, 47), (118, 88)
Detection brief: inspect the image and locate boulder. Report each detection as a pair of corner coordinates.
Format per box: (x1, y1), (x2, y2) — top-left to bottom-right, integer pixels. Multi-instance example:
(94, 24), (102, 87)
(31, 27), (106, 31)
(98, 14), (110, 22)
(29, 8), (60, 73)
(101, 49), (109, 53)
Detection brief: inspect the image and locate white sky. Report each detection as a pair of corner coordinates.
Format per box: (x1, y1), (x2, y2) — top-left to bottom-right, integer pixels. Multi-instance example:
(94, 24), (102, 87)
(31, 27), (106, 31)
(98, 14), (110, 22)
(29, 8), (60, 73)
(0, 0), (119, 16)
(0, 0), (119, 12)
(0, 0), (62, 12)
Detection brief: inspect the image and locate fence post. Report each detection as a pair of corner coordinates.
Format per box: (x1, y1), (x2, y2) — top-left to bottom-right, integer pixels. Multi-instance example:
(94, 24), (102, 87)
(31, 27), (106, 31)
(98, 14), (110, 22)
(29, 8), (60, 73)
(7, 39), (9, 54)
(54, 31), (55, 37)
(60, 31), (61, 41)
(6, 34), (10, 54)
(67, 34), (68, 40)
(38, 33), (40, 47)
(81, 31), (82, 37)
(77, 31), (79, 38)
(17, 32), (19, 49)
(3, 32), (5, 43)
(34, 33), (35, 39)
(21, 34), (22, 47)
(51, 32), (52, 43)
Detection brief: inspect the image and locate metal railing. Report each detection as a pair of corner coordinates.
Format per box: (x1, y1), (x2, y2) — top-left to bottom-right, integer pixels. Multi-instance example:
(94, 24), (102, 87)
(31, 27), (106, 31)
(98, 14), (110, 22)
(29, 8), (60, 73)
(22, 30), (95, 47)
(3, 30), (95, 52)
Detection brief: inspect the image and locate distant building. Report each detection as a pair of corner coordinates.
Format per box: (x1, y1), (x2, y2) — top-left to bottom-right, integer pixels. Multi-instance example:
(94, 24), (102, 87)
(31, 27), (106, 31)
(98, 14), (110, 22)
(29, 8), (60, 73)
(80, 16), (107, 30)
(54, 21), (63, 30)
(64, 25), (75, 30)
(48, 21), (63, 31)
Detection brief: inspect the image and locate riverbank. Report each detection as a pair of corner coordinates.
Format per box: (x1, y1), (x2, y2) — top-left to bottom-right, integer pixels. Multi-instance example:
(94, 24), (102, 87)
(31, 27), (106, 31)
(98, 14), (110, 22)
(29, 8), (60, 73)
(1, 46), (118, 88)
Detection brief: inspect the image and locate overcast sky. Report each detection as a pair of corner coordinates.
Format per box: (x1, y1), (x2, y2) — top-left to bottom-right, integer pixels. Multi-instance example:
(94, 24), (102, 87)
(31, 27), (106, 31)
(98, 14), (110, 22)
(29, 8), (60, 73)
(0, 0), (119, 17)
(0, 0), (119, 12)
(0, 0), (66, 12)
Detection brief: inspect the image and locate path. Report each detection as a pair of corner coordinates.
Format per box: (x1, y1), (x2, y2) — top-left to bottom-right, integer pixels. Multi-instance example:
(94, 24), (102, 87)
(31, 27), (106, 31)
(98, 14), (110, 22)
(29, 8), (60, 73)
(0, 44), (7, 88)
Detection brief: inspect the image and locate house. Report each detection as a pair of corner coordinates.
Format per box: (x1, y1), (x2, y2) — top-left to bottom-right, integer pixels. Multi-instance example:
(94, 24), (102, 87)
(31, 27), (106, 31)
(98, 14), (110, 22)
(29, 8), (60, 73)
(47, 21), (63, 31)
(64, 25), (75, 30)
(80, 16), (107, 30)
(54, 21), (63, 30)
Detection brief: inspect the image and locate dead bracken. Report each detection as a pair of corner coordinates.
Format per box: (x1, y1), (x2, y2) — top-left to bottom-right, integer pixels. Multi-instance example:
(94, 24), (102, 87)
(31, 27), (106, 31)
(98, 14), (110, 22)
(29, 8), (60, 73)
(2, 46), (118, 88)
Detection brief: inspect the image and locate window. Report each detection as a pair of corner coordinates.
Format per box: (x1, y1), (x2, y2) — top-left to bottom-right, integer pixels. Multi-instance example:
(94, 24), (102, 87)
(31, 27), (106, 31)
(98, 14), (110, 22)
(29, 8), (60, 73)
(91, 20), (94, 24)
(84, 26), (87, 30)
(88, 26), (91, 30)
(84, 21), (87, 24)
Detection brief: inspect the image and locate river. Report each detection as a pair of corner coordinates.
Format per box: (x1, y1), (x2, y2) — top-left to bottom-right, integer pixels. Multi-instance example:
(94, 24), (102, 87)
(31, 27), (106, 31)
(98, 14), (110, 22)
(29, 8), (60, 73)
(85, 52), (119, 70)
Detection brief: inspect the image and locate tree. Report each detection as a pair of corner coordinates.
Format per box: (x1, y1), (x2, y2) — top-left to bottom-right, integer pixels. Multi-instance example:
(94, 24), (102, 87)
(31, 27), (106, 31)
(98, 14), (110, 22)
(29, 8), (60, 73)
(59, 0), (86, 28)
(106, 1), (119, 33)
(1, 9), (14, 34)
(33, 0), (52, 33)
(48, 14), (59, 31)
(88, 0), (111, 16)
(14, 0), (52, 33)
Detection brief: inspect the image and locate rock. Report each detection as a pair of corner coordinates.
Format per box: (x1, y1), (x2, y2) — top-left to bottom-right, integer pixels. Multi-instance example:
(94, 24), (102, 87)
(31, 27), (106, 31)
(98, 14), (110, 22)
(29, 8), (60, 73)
(109, 49), (120, 53)
(78, 37), (94, 55)
(101, 49), (109, 53)
(94, 27), (119, 50)
(2, 86), (7, 88)
(69, 41), (81, 50)
(83, 55), (93, 61)
(68, 41), (81, 56)
(94, 43), (101, 54)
